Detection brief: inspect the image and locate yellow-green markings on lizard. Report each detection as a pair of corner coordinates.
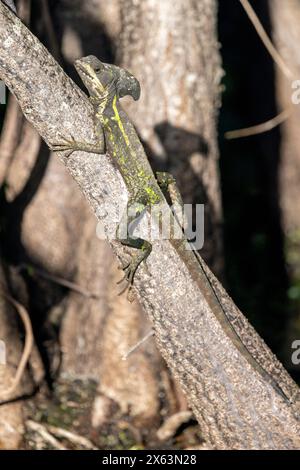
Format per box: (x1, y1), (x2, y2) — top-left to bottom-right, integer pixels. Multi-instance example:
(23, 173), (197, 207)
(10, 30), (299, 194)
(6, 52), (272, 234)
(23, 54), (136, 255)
(112, 95), (131, 148)
(111, 96), (161, 205)
(145, 186), (161, 204)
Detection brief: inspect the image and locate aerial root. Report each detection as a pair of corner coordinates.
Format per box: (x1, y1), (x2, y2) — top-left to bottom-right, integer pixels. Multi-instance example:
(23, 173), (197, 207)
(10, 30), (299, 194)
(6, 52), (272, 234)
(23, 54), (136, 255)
(0, 285), (34, 400)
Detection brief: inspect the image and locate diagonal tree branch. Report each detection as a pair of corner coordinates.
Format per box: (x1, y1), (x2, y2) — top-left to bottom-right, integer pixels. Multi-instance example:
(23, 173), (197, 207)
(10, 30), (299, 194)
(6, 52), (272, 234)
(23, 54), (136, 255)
(0, 2), (299, 449)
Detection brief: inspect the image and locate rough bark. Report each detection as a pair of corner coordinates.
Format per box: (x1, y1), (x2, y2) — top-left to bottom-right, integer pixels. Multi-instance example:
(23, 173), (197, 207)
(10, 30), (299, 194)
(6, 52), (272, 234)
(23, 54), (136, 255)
(0, 2), (299, 449)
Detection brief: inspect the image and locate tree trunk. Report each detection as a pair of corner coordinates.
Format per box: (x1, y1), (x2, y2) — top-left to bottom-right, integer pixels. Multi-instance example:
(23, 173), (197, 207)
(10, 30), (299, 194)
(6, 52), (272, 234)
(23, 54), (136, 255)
(54, 0), (178, 430)
(271, 0), (300, 370)
(0, 0), (299, 450)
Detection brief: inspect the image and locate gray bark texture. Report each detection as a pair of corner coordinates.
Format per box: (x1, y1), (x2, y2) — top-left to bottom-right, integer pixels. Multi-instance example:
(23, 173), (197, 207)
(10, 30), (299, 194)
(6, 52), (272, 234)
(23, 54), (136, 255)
(0, 2), (299, 449)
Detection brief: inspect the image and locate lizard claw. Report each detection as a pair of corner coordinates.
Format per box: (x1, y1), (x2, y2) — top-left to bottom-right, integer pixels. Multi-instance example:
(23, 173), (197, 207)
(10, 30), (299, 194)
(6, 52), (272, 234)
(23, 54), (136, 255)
(48, 135), (77, 157)
(116, 262), (131, 284)
(117, 265), (135, 286)
(117, 242), (152, 301)
(117, 261), (139, 301)
(117, 282), (135, 302)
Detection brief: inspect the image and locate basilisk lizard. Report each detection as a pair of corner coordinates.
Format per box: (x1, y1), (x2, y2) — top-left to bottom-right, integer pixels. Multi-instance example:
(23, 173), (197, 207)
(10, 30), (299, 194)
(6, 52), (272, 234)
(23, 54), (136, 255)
(50, 55), (296, 405)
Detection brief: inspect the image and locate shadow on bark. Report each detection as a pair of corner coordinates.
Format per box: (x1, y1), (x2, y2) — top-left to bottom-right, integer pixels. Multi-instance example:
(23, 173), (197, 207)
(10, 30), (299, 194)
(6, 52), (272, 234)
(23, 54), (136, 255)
(141, 121), (222, 273)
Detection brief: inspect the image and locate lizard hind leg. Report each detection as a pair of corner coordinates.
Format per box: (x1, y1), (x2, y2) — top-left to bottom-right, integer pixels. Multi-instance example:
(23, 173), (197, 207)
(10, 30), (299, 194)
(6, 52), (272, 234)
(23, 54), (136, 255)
(156, 171), (186, 232)
(156, 172), (183, 208)
(117, 201), (152, 301)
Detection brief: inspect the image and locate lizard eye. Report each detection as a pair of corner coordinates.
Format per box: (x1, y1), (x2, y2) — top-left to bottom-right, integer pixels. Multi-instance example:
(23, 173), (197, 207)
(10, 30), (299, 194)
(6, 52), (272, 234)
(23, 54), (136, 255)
(95, 68), (101, 73)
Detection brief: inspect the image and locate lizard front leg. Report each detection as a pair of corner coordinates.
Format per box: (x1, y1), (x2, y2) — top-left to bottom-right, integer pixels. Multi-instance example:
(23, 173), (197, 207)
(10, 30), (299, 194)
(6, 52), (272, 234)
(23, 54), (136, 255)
(50, 107), (106, 157)
(49, 135), (105, 158)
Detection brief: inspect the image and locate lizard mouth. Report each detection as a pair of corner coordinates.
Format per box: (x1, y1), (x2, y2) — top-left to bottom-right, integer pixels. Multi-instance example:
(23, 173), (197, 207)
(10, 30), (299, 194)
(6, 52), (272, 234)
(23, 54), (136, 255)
(75, 59), (108, 98)
(74, 60), (94, 80)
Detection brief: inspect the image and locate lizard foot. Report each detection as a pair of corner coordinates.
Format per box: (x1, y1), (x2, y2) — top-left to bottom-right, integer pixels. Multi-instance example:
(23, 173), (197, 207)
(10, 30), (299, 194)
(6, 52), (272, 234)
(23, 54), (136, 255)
(117, 243), (152, 301)
(117, 261), (138, 302)
(49, 135), (77, 157)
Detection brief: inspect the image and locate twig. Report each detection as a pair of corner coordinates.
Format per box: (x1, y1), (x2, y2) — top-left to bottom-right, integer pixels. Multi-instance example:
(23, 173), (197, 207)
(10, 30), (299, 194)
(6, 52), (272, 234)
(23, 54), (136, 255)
(26, 420), (66, 450)
(225, 107), (292, 139)
(226, 1), (295, 139)
(122, 330), (154, 360)
(0, 285), (34, 398)
(239, 0), (293, 79)
(47, 424), (97, 449)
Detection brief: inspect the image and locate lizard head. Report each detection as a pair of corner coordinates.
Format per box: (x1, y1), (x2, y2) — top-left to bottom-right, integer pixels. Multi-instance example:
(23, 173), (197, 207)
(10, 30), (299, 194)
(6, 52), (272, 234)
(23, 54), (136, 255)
(74, 55), (141, 104)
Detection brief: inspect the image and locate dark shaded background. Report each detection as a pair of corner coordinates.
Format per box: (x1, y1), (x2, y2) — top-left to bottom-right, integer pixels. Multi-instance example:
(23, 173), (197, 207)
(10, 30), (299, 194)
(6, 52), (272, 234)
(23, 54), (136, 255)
(218, 0), (298, 379)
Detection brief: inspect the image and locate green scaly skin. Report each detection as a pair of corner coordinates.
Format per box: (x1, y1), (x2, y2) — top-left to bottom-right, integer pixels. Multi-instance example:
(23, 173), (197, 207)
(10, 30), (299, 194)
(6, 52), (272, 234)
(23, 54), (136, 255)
(50, 55), (296, 405)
